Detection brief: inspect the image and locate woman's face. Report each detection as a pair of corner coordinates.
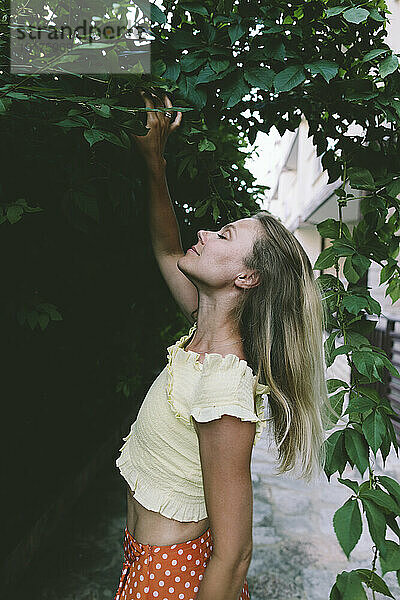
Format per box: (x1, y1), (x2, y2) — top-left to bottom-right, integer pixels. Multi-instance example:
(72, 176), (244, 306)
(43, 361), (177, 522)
(178, 217), (262, 290)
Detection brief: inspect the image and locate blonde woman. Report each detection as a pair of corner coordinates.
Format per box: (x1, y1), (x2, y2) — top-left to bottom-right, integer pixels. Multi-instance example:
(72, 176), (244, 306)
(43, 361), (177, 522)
(113, 89), (331, 600)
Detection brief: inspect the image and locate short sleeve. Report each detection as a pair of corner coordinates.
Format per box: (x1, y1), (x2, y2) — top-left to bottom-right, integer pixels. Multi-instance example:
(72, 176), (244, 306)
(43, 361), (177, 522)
(189, 353), (270, 446)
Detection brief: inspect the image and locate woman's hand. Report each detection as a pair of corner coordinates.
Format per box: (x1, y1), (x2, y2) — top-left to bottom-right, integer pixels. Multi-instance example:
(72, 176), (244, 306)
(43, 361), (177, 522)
(132, 89), (182, 168)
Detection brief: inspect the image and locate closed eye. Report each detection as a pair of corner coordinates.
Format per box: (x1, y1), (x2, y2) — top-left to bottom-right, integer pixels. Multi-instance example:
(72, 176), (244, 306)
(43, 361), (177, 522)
(217, 233), (227, 239)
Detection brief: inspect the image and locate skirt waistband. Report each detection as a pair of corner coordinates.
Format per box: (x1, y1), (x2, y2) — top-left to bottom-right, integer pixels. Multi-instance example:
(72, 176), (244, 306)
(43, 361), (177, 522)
(123, 525), (213, 563)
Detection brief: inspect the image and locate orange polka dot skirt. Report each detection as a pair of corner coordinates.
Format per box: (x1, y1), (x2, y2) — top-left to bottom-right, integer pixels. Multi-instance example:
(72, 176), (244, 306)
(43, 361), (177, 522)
(113, 525), (250, 600)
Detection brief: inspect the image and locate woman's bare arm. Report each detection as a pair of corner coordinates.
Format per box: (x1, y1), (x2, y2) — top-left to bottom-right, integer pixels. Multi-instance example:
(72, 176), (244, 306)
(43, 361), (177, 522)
(134, 90), (183, 256)
(132, 91), (198, 321)
(193, 415), (255, 600)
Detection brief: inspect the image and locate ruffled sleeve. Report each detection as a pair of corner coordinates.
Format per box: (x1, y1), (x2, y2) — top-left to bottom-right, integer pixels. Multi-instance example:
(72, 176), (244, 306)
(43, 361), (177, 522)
(189, 353), (270, 447)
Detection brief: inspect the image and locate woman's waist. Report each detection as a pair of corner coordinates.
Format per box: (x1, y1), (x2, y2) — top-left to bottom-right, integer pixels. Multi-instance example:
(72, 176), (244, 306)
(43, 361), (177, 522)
(127, 486), (209, 546)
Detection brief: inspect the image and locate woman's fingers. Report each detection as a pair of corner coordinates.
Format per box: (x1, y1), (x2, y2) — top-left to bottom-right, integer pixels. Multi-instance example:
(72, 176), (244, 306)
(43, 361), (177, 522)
(162, 92), (182, 132)
(139, 89), (157, 127)
(149, 90), (164, 108)
(164, 93), (173, 109)
(139, 89), (154, 109)
(169, 111), (183, 133)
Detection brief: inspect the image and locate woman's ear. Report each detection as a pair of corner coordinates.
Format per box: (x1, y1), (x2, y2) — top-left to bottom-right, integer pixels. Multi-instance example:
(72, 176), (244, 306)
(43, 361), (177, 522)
(235, 271), (260, 290)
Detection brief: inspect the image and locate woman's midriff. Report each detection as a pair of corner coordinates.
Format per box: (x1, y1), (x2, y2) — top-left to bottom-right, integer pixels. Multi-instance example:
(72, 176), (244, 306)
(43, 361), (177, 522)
(126, 485), (210, 546)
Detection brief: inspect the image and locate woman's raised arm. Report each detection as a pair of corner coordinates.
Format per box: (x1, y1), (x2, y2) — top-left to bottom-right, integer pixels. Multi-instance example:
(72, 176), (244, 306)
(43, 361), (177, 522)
(132, 90), (198, 322)
(132, 90), (183, 256)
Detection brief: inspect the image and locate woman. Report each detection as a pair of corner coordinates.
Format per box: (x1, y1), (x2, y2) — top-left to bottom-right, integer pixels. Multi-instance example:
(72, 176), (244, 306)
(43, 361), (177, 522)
(113, 89), (332, 600)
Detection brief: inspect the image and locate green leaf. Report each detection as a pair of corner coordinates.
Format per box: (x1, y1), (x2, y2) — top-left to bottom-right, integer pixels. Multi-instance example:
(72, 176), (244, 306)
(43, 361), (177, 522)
(6, 91), (30, 99)
(345, 394), (376, 414)
(385, 178), (400, 197)
(181, 75), (207, 109)
(194, 199), (210, 218)
(196, 64), (218, 84)
(338, 287), (363, 311)
(368, 8), (386, 22)
(347, 167), (375, 190)
(380, 260), (397, 284)
(244, 66), (275, 90)
(177, 154), (194, 179)
(354, 569), (395, 598)
(379, 55), (399, 78)
(327, 379), (349, 393)
(314, 246), (337, 269)
(324, 430), (347, 479)
(387, 277), (400, 304)
(180, 52), (207, 73)
(378, 476), (400, 509)
(331, 344), (353, 360)
(87, 103), (110, 118)
(27, 311), (38, 330)
(333, 498), (363, 558)
(0, 97), (12, 114)
(150, 3), (166, 24)
(336, 570), (367, 599)
(387, 514), (400, 539)
(380, 540), (400, 575)
(181, 2), (208, 16)
(337, 477), (359, 494)
(228, 22), (246, 45)
(54, 119), (83, 128)
(344, 428), (369, 476)
(362, 411), (388, 454)
(317, 218), (351, 240)
(329, 389), (346, 422)
(351, 254), (371, 278)
(360, 49), (389, 63)
(329, 583), (341, 600)
(98, 130), (125, 148)
(170, 30), (201, 50)
(164, 61), (181, 81)
(211, 199), (220, 222)
(304, 60), (338, 83)
(84, 129), (105, 147)
(273, 65), (306, 92)
(326, 7), (348, 18)
(344, 256), (360, 283)
(151, 58), (167, 77)
(51, 310), (62, 321)
(210, 58), (230, 74)
(6, 205), (24, 224)
(332, 239), (356, 256)
(343, 8), (369, 24)
(219, 72), (250, 108)
(75, 42), (115, 50)
(38, 313), (50, 331)
(198, 138), (216, 152)
(220, 167), (230, 178)
(360, 490), (386, 549)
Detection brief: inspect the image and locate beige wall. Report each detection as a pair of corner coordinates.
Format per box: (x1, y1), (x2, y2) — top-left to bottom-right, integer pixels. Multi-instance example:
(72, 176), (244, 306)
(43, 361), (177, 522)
(386, 0), (400, 54)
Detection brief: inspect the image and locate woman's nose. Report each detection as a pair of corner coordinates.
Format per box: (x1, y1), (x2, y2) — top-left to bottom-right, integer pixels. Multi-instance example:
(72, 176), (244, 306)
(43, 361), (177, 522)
(197, 230), (205, 244)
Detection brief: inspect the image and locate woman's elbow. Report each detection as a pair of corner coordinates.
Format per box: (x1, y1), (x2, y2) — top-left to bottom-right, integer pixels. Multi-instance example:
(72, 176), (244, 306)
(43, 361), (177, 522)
(213, 542), (253, 569)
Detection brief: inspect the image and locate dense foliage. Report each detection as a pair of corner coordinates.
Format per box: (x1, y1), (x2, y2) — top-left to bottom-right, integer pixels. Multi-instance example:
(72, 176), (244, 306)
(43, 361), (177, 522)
(2, 0), (400, 596)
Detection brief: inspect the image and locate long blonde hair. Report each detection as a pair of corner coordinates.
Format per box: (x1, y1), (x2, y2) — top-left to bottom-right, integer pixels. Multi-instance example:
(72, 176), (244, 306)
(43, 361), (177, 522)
(194, 211), (334, 482)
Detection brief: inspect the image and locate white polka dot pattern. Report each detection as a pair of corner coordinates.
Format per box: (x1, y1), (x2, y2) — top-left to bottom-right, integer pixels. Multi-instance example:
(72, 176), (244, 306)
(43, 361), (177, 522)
(113, 526), (251, 600)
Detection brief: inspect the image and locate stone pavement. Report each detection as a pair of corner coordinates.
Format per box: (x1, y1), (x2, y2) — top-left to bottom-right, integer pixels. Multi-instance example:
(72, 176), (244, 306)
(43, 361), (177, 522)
(248, 426), (400, 600)
(15, 430), (400, 600)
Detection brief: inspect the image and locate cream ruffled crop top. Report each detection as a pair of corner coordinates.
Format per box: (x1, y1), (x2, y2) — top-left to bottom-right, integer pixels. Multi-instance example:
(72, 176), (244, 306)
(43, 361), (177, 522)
(115, 321), (270, 523)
